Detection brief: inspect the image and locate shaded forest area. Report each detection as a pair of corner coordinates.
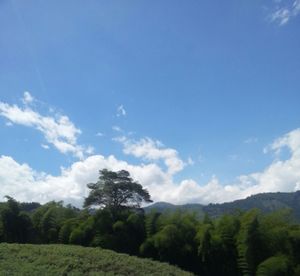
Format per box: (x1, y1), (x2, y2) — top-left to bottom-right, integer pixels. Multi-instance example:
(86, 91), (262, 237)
(1, 196), (300, 275)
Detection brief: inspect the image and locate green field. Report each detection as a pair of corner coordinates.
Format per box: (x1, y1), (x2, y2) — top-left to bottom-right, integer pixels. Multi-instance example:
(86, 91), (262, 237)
(0, 243), (193, 275)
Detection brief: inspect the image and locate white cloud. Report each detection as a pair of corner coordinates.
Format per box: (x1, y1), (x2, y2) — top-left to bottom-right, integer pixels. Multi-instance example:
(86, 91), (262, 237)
(96, 132), (104, 137)
(0, 154), (169, 206)
(2, 94), (300, 209)
(116, 105), (126, 117)
(0, 95), (92, 159)
(115, 136), (185, 175)
(269, 128), (300, 157)
(1, 128), (300, 207)
(22, 91), (34, 105)
(270, 0), (300, 25)
(5, 121), (13, 127)
(86, 146), (95, 155)
(41, 144), (50, 150)
(271, 8), (291, 25)
(112, 126), (122, 132)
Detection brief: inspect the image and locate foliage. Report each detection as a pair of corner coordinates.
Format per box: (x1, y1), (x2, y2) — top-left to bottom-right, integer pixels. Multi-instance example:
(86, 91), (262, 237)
(236, 209), (263, 275)
(142, 211), (199, 273)
(256, 255), (292, 276)
(84, 169), (152, 211)
(31, 201), (78, 243)
(0, 196), (33, 243)
(1, 195), (300, 275)
(0, 243), (192, 275)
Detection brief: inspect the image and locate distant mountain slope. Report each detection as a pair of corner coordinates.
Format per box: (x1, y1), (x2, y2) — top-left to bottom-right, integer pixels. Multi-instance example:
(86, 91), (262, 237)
(145, 191), (300, 221)
(145, 202), (205, 216)
(0, 244), (193, 276)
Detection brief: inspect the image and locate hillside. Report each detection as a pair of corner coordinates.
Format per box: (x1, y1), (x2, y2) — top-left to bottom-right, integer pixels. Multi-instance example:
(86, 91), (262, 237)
(145, 190), (300, 220)
(0, 243), (193, 276)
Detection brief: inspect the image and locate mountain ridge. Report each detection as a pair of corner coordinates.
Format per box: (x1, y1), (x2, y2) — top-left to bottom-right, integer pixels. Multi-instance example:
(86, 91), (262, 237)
(145, 190), (300, 221)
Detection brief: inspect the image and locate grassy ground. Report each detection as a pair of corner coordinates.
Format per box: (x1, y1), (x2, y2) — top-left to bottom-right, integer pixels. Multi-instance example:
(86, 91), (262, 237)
(0, 243), (193, 275)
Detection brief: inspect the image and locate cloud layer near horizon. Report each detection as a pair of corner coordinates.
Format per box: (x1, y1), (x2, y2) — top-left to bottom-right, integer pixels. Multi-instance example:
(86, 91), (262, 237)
(1, 93), (300, 207)
(1, 128), (300, 207)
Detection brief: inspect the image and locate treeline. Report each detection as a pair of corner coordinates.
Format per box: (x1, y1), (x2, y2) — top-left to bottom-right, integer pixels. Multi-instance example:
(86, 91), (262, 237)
(0, 197), (300, 275)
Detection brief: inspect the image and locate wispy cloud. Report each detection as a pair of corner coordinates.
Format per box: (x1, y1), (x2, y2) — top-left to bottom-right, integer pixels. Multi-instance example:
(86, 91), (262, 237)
(187, 157), (194, 166)
(267, 128), (300, 157)
(0, 92), (92, 159)
(85, 146), (95, 155)
(244, 137), (258, 144)
(22, 91), (34, 105)
(270, 0), (300, 25)
(112, 125), (122, 132)
(116, 105), (126, 117)
(114, 136), (186, 175)
(41, 144), (50, 150)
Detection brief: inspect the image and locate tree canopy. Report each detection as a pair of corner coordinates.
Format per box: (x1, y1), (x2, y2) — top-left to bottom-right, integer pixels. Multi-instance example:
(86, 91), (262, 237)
(1, 194), (300, 275)
(83, 169), (152, 210)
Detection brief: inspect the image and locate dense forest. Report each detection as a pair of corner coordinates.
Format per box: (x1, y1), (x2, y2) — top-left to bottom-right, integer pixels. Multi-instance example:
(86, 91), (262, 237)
(1, 170), (300, 275)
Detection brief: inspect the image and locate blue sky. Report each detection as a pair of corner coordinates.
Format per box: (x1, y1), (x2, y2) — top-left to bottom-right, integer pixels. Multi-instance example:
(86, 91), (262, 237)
(1, 0), (300, 206)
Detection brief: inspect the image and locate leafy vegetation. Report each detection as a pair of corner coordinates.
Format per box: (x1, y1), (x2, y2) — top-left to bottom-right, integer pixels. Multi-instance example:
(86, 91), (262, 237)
(0, 243), (191, 275)
(1, 200), (300, 274)
(84, 169), (152, 211)
(1, 170), (300, 275)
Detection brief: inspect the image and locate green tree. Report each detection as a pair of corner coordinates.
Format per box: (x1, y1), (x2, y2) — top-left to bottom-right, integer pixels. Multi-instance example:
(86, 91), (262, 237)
(0, 196), (33, 243)
(58, 218), (79, 244)
(256, 255), (292, 276)
(84, 169), (152, 211)
(236, 209), (264, 275)
(32, 201), (78, 243)
(143, 211), (199, 273)
(196, 223), (224, 275)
